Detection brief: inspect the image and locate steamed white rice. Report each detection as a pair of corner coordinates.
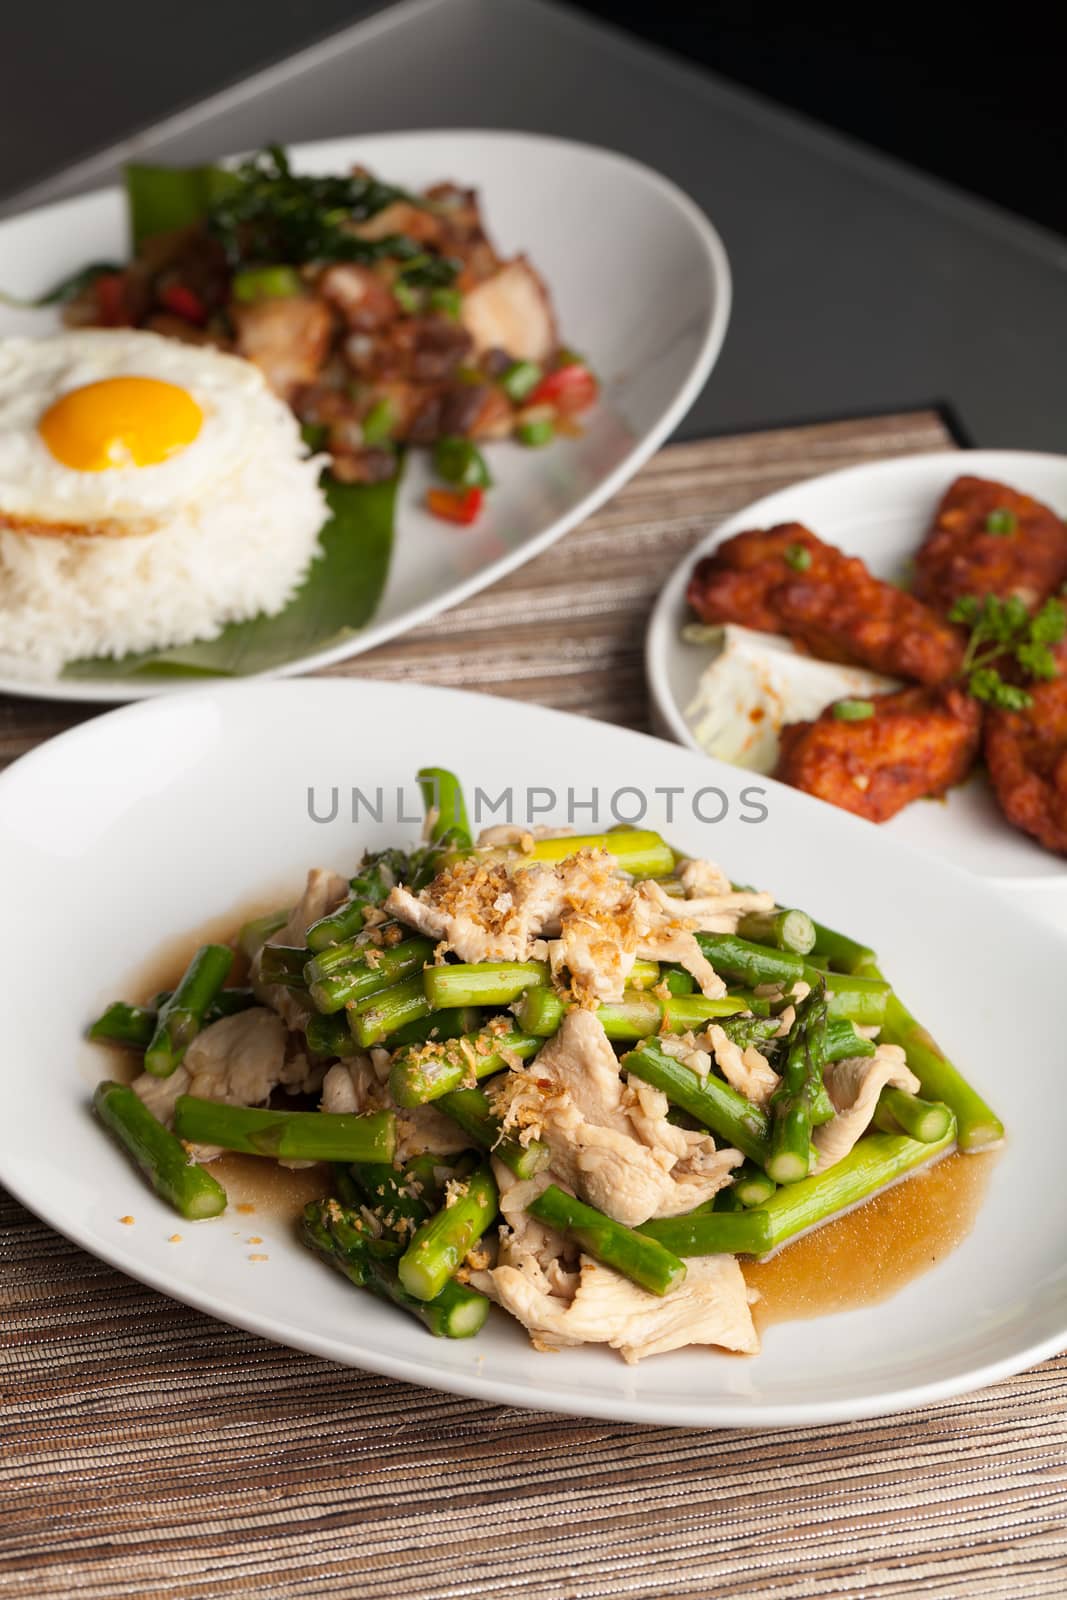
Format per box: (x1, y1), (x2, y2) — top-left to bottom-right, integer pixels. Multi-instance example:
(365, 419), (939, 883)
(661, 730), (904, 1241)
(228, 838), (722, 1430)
(0, 344), (328, 680)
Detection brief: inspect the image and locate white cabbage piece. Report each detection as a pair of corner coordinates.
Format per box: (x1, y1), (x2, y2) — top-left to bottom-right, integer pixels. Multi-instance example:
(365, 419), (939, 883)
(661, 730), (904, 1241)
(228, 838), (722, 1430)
(682, 624), (899, 773)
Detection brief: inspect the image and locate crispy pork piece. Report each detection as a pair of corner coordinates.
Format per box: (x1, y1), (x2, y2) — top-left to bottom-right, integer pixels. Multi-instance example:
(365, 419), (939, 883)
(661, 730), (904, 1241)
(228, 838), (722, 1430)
(687, 523), (965, 685)
(460, 258), (557, 363)
(232, 295), (334, 400)
(775, 684), (982, 823)
(913, 475), (1067, 615)
(984, 647), (1067, 854)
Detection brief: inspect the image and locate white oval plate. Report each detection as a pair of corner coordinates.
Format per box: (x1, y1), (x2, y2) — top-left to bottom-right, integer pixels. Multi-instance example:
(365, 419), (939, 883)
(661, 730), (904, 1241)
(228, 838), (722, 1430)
(646, 450), (1067, 888)
(0, 130), (730, 703)
(0, 678), (1062, 1427)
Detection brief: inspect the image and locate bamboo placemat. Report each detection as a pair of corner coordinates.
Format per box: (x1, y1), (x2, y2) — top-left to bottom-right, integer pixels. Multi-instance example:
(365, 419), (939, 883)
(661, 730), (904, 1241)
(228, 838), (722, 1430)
(4, 410), (1065, 1600)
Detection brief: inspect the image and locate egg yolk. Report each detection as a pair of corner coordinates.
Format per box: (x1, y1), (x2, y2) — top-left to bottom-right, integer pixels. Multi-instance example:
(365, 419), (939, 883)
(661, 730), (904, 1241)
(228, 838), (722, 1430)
(38, 376), (203, 471)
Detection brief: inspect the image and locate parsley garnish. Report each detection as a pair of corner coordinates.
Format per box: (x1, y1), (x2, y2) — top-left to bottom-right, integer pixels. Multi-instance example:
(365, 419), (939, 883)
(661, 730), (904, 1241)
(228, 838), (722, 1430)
(949, 593), (1066, 709)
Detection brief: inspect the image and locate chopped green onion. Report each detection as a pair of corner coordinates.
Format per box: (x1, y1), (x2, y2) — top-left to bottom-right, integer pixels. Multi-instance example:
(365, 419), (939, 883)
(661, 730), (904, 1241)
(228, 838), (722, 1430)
(784, 543), (812, 572)
(516, 408), (555, 448)
(832, 699), (876, 721)
(428, 286), (462, 319)
(986, 508), (1017, 536)
(393, 280), (421, 315)
(501, 360), (543, 403)
(362, 398), (396, 445)
(432, 435), (492, 489)
(232, 265), (303, 302)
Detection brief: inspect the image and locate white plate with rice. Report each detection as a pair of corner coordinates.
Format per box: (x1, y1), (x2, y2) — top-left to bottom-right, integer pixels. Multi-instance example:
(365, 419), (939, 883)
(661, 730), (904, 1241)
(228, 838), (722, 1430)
(0, 678), (1063, 1427)
(0, 131), (730, 701)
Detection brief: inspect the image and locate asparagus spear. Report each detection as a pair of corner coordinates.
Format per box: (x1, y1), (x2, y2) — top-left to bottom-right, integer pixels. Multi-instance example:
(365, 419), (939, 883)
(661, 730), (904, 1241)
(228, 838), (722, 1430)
(516, 985), (566, 1036)
(344, 1156), (457, 1242)
(305, 1012), (366, 1058)
(390, 1025), (541, 1107)
(238, 909), (288, 960)
(754, 1121), (957, 1250)
(516, 985), (744, 1041)
(715, 1014), (786, 1054)
(325, 1190), (404, 1262)
(397, 1160), (498, 1301)
(93, 1080), (227, 1220)
(388, 1006), (482, 1048)
(144, 944), (234, 1078)
(824, 1016), (876, 1063)
(804, 968), (890, 1025)
(523, 829), (674, 878)
(873, 984), (1003, 1152)
(436, 1086), (551, 1179)
(305, 847), (410, 952)
(730, 1162), (777, 1207)
(89, 1001), (159, 1050)
(736, 908), (816, 955)
(173, 1098), (396, 1163)
(348, 975), (432, 1047)
(424, 961), (549, 1009)
(256, 944), (310, 990)
(695, 933), (806, 989)
(526, 1185), (687, 1295)
(660, 965), (697, 996)
(637, 1207), (773, 1256)
(306, 936), (433, 1015)
(417, 765), (472, 849)
(804, 922), (1001, 1148)
(874, 1086), (954, 1144)
(622, 1040), (772, 1166)
(302, 1201), (489, 1337)
(809, 920), (879, 975)
(89, 987), (257, 1049)
(766, 992), (829, 1185)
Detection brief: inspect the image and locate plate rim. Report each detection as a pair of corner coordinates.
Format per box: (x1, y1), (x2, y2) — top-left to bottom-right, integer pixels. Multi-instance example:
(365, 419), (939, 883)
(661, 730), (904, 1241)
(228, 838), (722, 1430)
(0, 127), (732, 705)
(644, 446), (1067, 891)
(2, 674), (1065, 1428)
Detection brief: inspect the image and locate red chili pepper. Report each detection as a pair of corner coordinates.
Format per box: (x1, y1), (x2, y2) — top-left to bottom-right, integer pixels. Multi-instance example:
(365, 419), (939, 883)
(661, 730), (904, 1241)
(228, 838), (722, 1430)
(426, 486), (484, 525)
(528, 363), (599, 415)
(159, 283), (208, 325)
(93, 272), (130, 327)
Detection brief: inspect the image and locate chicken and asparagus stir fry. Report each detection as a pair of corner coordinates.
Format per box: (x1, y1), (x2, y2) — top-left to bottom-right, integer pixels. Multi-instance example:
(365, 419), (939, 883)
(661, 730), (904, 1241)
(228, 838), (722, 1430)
(89, 768), (1003, 1362)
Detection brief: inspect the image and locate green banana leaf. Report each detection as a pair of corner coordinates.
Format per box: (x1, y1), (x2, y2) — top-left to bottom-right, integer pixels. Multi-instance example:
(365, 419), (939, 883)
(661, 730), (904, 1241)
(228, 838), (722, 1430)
(124, 162), (238, 247)
(63, 471), (398, 681)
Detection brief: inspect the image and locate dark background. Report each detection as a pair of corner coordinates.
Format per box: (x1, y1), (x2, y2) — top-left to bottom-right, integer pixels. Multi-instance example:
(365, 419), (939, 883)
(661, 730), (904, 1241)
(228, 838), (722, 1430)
(2, 1), (1066, 235)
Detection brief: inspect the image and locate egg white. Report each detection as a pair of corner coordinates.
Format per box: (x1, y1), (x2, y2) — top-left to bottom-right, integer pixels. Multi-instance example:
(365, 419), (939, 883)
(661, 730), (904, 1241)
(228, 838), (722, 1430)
(0, 330), (298, 532)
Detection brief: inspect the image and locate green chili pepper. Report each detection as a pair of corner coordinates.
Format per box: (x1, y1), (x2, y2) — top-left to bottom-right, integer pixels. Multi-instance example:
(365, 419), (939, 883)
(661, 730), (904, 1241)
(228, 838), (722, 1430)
(501, 360), (542, 403)
(432, 436), (492, 488)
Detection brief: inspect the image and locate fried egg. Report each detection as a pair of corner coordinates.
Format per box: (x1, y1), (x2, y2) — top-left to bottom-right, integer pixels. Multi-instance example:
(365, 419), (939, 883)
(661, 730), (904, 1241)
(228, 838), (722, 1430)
(0, 330), (295, 535)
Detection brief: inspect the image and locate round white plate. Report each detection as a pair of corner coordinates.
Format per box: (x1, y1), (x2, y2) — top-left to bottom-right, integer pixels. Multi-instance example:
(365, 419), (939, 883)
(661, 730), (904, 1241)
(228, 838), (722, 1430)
(646, 449), (1067, 887)
(0, 130), (729, 703)
(0, 678), (1062, 1427)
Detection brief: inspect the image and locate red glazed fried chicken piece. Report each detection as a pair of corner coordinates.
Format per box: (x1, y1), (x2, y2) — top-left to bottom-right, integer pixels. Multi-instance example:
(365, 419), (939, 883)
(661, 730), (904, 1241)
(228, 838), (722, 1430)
(687, 523), (964, 685)
(775, 685), (982, 823)
(913, 475), (1067, 616)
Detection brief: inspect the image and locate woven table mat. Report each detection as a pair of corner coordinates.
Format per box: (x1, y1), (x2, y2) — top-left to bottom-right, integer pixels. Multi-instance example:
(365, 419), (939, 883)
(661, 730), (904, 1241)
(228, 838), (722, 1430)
(4, 410), (1066, 1600)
